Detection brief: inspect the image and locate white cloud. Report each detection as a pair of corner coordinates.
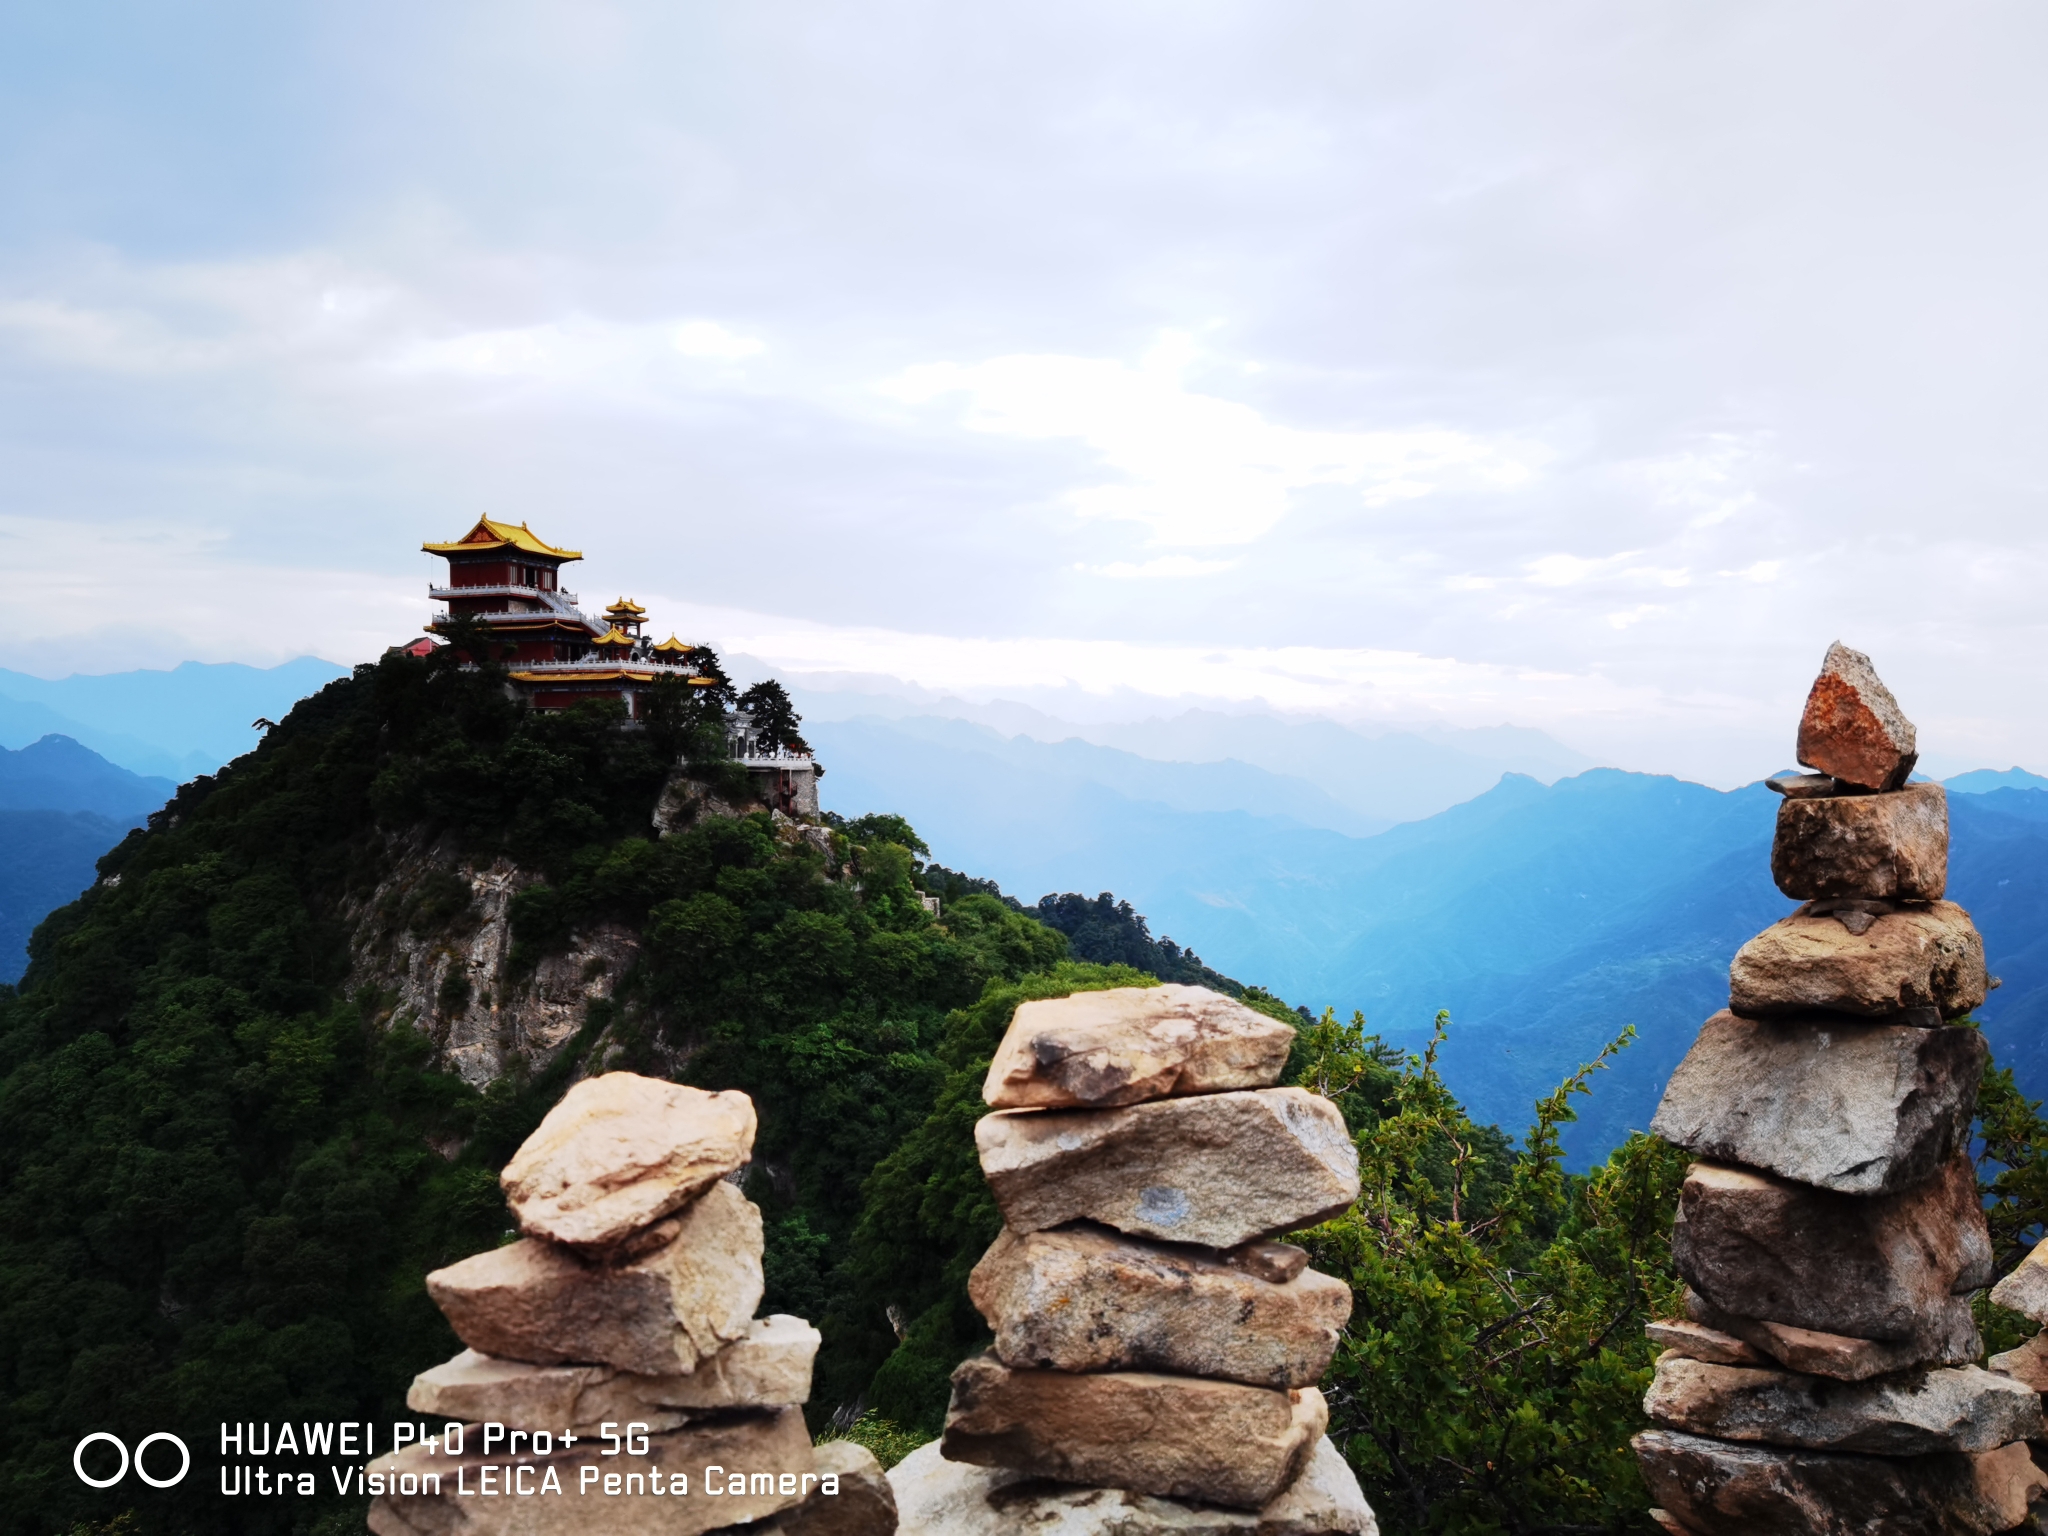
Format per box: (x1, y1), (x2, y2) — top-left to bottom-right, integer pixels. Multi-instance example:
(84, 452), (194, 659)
(880, 332), (1541, 547)
(673, 320), (766, 360)
(1078, 556), (1237, 579)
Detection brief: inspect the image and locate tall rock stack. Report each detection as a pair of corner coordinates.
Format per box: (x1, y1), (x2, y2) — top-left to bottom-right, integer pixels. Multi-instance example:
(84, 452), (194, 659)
(365, 1072), (897, 1536)
(889, 984), (1380, 1535)
(1632, 644), (2048, 1536)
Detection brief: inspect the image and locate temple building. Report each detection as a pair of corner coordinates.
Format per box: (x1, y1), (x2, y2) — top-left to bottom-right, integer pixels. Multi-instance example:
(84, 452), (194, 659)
(421, 517), (819, 815)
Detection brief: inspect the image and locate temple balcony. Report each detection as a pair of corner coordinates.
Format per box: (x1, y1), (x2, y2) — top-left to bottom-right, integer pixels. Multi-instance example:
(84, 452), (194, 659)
(429, 583), (581, 605)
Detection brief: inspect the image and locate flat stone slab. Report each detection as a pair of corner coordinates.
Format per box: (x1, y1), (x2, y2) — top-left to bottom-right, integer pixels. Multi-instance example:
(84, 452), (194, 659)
(1673, 1156), (1991, 1352)
(1650, 1011), (1985, 1194)
(502, 1072), (757, 1250)
(984, 984), (1296, 1109)
(1644, 1356), (2041, 1455)
(941, 1352), (1326, 1511)
(1772, 781), (1947, 901)
(890, 1435), (1376, 1535)
(407, 1313), (819, 1430)
(1796, 641), (1918, 792)
(969, 1223), (1350, 1390)
(1633, 1429), (2043, 1536)
(427, 1180), (763, 1374)
(1728, 901), (1987, 1020)
(365, 1407), (812, 1536)
(1645, 1318), (1768, 1366)
(976, 1088), (1360, 1250)
(1684, 1290), (1979, 1382)
(1988, 1239), (2048, 1322)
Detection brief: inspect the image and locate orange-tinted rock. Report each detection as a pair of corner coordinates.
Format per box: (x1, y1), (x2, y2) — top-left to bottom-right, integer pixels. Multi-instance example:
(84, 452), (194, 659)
(1795, 642), (1918, 792)
(1989, 1331), (2048, 1392)
(1644, 1318), (1767, 1367)
(1683, 1290), (1978, 1382)
(1771, 782), (1947, 901)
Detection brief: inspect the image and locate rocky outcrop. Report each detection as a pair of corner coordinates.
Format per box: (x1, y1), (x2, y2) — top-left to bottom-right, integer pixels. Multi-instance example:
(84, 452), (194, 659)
(344, 837), (642, 1088)
(1727, 901), (1987, 1020)
(1771, 781), (1947, 901)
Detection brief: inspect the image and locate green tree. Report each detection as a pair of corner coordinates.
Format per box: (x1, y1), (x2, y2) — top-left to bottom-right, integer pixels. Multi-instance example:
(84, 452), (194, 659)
(736, 679), (810, 754)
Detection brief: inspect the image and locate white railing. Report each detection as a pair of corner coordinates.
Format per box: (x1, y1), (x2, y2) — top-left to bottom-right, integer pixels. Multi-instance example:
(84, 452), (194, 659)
(429, 583), (582, 604)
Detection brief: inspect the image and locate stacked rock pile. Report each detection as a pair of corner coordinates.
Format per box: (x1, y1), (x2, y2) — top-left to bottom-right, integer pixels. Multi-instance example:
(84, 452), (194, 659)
(1631, 644), (2047, 1535)
(889, 983), (1380, 1534)
(366, 1072), (897, 1536)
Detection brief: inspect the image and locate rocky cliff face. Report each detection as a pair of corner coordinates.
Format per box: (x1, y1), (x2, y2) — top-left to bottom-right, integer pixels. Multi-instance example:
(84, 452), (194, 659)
(344, 833), (643, 1087)
(346, 769), (840, 1090)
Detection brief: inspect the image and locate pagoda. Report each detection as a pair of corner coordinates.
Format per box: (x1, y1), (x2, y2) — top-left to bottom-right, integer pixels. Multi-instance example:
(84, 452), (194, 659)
(419, 519), (822, 816)
(421, 517), (707, 719)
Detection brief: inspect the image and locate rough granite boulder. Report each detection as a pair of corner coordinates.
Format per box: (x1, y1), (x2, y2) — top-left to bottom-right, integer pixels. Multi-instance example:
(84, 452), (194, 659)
(975, 1088), (1360, 1250)
(1632, 1428), (2043, 1536)
(1989, 1331), (2048, 1392)
(772, 1440), (899, 1536)
(982, 984), (1296, 1110)
(1683, 1290), (1980, 1381)
(1795, 641), (1919, 792)
(501, 1072), (757, 1250)
(940, 1352), (1327, 1511)
(969, 1223), (1351, 1390)
(407, 1314), (819, 1430)
(1649, 1012), (1985, 1195)
(365, 1407), (812, 1536)
(425, 1180), (763, 1374)
(1987, 1239), (2048, 1322)
(1642, 1356), (2042, 1455)
(887, 1435), (1376, 1535)
(1672, 1157), (1991, 1348)
(1728, 902), (1987, 1021)
(1771, 782), (1947, 902)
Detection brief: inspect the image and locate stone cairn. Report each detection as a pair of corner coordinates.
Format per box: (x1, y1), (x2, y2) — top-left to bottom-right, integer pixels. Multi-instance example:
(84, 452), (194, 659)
(1632, 644), (2048, 1535)
(888, 983), (1380, 1534)
(366, 1072), (897, 1536)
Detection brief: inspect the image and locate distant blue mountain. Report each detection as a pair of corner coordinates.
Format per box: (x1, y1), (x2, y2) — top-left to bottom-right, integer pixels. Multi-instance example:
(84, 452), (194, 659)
(0, 735), (166, 982)
(817, 716), (2048, 1165)
(1948, 767), (2048, 794)
(0, 810), (138, 985)
(0, 657), (348, 781)
(0, 735), (174, 818)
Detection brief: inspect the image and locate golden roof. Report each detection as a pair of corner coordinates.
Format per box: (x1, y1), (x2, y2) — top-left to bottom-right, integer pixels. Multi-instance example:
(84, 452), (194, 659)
(651, 634), (692, 654)
(423, 518), (583, 561)
(605, 597), (648, 616)
(591, 626), (635, 647)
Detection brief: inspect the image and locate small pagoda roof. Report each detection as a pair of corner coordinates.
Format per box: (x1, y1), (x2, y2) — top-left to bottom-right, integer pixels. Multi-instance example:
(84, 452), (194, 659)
(423, 518), (583, 561)
(651, 634), (692, 654)
(604, 597), (648, 617)
(591, 626), (635, 647)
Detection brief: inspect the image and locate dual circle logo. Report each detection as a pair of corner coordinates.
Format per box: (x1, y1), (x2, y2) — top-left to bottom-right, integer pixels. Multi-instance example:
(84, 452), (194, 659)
(74, 1432), (190, 1489)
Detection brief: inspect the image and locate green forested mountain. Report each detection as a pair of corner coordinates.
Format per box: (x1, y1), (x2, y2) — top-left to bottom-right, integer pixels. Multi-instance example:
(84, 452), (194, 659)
(4, 650), (2042, 1536)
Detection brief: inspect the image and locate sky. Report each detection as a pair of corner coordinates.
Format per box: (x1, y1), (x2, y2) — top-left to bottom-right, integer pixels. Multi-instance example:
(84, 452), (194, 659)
(2, 2), (2045, 785)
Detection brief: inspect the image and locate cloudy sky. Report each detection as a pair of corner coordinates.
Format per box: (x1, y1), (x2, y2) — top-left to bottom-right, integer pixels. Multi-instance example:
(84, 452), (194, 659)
(2, 2), (2044, 783)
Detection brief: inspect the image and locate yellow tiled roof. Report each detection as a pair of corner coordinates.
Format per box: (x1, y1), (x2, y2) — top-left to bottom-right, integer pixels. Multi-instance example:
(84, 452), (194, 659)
(423, 518), (583, 561)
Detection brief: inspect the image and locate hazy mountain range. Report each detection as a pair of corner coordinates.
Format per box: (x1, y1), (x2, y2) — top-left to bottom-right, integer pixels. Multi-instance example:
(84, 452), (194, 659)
(4, 655), (2046, 1168)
